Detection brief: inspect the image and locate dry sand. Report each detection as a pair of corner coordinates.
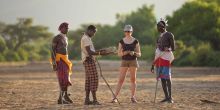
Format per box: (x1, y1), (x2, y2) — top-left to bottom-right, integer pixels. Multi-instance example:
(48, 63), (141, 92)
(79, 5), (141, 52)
(0, 61), (220, 110)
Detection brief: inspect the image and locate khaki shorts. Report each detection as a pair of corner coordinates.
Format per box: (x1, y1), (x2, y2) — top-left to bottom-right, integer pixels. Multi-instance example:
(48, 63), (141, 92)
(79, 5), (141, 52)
(121, 60), (139, 68)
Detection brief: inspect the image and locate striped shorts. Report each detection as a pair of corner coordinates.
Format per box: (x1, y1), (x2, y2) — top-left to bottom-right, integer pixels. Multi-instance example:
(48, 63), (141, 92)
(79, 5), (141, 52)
(83, 57), (99, 91)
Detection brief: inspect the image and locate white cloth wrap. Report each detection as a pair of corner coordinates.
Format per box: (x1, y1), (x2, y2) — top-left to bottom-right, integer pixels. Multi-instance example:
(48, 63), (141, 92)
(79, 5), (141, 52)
(154, 48), (174, 63)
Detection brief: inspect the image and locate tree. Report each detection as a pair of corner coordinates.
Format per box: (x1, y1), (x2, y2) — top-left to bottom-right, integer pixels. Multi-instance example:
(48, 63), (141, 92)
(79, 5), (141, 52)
(0, 18), (53, 62)
(0, 22), (6, 32)
(1, 18), (52, 51)
(167, 0), (220, 50)
(67, 24), (87, 59)
(199, 0), (220, 5)
(0, 22), (7, 52)
(116, 5), (157, 45)
(166, 0), (220, 66)
(67, 5), (157, 60)
(0, 35), (7, 52)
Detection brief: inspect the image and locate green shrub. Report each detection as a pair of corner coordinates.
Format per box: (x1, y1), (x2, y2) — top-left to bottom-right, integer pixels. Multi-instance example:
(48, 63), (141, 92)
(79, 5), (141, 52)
(0, 54), (5, 61)
(4, 51), (20, 61)
(141, 45), (155, 61)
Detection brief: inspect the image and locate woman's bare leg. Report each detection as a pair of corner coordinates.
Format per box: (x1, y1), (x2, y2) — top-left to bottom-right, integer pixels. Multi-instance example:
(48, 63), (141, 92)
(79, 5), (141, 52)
(129, 67), (137, 98)
(114, 67), (128, 98)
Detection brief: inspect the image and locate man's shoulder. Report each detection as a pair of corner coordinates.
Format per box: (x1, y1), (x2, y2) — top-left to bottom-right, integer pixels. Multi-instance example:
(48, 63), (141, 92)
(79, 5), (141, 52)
(54, 34), (62, 39)
(82, 34), (91, 41)
(81, 35), (92, 46)
(55, 34), (62, 38)
(52, 34), (60, 42)
(81, 34), (87, 39)
(163, 32), (174, 40)
(165, 32), (174, 37)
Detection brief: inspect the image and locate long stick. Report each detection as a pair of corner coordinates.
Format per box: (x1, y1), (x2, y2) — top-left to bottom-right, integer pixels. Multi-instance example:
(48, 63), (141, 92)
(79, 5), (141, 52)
(154, 79), (159, 104)
(152, 51), (164, 104)
(96, 60), (121, 105)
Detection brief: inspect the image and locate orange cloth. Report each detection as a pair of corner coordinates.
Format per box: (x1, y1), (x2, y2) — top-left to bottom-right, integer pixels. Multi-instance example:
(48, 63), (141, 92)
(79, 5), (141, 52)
(50, 53), (72, 75)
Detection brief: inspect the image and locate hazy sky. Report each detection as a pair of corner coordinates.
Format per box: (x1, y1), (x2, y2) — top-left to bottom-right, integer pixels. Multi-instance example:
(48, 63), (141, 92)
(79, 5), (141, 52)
(0, 0), (187, 34)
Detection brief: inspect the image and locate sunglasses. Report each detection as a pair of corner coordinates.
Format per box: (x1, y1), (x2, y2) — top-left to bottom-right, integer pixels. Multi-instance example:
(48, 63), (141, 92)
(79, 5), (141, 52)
(92, 29), (97, 33)
(124, 31), (131, 33)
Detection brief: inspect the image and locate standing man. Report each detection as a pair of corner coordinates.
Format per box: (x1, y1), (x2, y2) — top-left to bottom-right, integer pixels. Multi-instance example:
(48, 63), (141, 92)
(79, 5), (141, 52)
(81, 25), (108, 105)
(151, 18), (175, 103)
(51, 22), (73, 104)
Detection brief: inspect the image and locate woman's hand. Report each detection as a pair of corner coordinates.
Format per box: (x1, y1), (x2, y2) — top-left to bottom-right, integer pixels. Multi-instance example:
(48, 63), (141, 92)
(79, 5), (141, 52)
(123, 51), (130, 55)
(129, 51), (135, 56)
(99, 50), (109, 56)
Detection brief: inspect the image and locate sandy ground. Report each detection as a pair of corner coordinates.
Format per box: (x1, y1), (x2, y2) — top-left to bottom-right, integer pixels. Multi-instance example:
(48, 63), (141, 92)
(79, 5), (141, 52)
(0, 61), (220, 110)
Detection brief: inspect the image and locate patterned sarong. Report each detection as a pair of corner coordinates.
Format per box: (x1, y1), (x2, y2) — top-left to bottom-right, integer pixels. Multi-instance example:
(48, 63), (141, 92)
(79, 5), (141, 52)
(83, 57), (98, 91)
(57, 60), (72, 88)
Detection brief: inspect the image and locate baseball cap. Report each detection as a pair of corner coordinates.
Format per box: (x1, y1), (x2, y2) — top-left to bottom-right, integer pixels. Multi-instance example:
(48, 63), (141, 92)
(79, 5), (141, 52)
(124, 25), (133, 32)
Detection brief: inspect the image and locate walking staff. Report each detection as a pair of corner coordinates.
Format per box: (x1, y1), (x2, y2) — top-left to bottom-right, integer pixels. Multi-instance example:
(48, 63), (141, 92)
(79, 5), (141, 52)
(96, 59), (121, 105)
(151, 52), (165, 104)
